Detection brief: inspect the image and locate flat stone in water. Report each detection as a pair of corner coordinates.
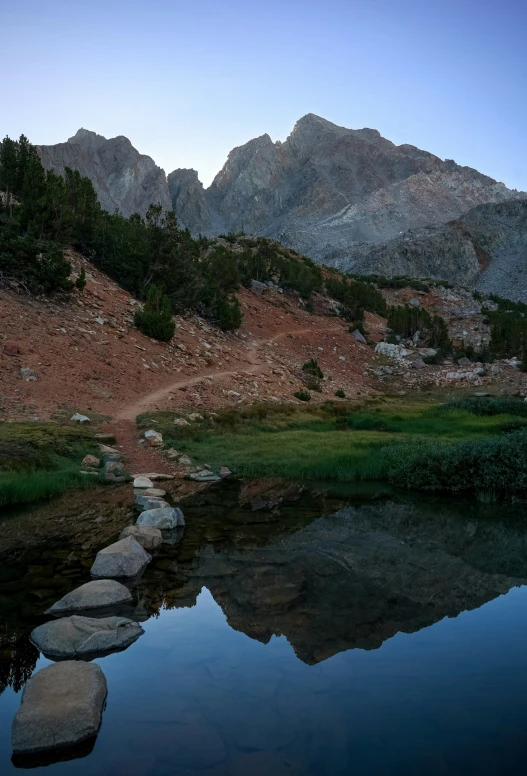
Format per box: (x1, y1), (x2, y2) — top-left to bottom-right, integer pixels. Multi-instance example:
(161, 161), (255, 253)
(11, 661), (107, 754)
(46, 580), (133, 614)
(31, 615), (144, 659)
(135, 496), (170, 511)
(137, 507), (185, 530)
(133, 476), (154, 488)
(134, 487), (166, 497)
(120, 524), (163, 550)
(90, 536), (151, 579)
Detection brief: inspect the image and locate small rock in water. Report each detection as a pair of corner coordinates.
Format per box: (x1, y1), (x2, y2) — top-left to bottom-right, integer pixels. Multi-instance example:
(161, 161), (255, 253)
(30, 616), (143, 659)
(133, 476), (154, 489)
(137, 507), (185, 529)
(139, 487), (166, 497)
(135, 496), (170, 512)
(46, 580), (133, 614)
(12, 662), (107, 755)
(119, 525), (163, 550)
(90, 536), (151, 579)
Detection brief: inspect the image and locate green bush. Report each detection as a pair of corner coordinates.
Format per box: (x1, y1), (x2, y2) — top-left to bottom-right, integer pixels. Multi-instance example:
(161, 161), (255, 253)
(134, 284), (175, 341)
(304, 375), (322, 392)
(294, 389), (311, 402)
(440, 396), (527, 417)
(335, 389), (346, 398)
(325, 276), (387, 319)
(389, 430), (527, 497)
(387, 305), (452, 351)
(302, 359), (324, 379)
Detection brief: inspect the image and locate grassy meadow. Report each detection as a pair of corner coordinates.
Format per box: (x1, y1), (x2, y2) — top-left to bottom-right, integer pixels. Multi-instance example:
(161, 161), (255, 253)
(0, 422), (98, 507)
(138, 396), (527, 498)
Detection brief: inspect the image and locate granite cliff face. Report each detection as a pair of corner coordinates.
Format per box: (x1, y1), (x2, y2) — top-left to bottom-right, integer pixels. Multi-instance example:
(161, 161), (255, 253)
(37, 118), (524, 290)
(169, 114), (521, 267)
(327, 198), (527, 300)
(37, 129), (172, 218)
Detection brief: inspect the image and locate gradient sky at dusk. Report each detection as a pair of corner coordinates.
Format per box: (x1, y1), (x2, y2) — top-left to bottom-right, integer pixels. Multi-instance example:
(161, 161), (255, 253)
(4, 0), (527, 188)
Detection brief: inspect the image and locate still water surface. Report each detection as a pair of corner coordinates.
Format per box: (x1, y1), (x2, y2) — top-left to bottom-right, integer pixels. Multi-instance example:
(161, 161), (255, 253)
(1, 485), (527, 774)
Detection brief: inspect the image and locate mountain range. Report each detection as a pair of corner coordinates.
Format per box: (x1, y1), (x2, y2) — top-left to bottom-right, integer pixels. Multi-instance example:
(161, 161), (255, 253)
(37, 116), (527, 294)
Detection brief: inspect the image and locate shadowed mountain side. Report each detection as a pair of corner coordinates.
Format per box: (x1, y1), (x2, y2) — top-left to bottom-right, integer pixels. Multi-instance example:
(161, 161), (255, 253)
(326, 198), (527, 301)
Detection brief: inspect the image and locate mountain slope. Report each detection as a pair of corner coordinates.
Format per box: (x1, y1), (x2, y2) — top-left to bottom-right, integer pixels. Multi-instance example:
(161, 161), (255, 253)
(170, 114), (521, 263)
(326, 198), (527, 300)
(37, 129), (172, 218)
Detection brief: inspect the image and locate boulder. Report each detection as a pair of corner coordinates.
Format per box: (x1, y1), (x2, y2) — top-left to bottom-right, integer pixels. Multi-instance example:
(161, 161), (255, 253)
(81, 454), (100, 468)
(351, 329), (367, 344)
(250, 279), (266, 294)
(136, 497), (170, 512)
(410, 359), (426, 369)
(188, 471), (221, 482)
(20, 367), (37, 381)
(71, 413), (90, 423)
(104, 460), (125, 473)
(174, 418), (190, 427)
(458, 357), (472, 366)
(30, 616), (143, 659)
(102, 452), (123, 464)
(119, 525), (163, 550)
(11, 662), (107, 754)
(139, 487), (166, 497)
(178, 455), (192, 466)
(46, 580), (133, 614)
(133, 476), (154, 488)
(409, 298), (420, 307)
(137, 507), (185, 529)
(187, 413), (203, 422)
(90, 536), (151, 579)
(374, 342), (409, 359)
(144, 429), (163, 447)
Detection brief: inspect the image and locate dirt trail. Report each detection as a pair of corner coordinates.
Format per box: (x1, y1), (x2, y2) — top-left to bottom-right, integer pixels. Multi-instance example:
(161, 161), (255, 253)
(110, 322), (345, 474)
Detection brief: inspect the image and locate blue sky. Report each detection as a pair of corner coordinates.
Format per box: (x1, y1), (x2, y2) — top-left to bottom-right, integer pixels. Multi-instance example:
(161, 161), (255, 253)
(4, 0), (527, 188)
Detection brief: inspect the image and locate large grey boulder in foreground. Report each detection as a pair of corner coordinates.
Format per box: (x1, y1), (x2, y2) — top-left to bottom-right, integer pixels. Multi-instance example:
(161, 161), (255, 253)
(31, 616), (143, 659)
(46, 580), (133, 614)
(90, 535), (151, 579)
(12, 661), (107, 754)
(137, 506), (185, 529)
(119, 524), (162, 550)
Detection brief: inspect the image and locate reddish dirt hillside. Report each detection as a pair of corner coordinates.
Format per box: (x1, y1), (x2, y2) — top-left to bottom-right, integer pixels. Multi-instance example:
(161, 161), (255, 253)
(0, 254), (373, 426)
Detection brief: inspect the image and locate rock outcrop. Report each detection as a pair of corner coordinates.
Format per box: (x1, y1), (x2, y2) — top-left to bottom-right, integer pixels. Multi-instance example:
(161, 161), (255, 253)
(328, 197), (527, 300)
(37, 129), (172, 218)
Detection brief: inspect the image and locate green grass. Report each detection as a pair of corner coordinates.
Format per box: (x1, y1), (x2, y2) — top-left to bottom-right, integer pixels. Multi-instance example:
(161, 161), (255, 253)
(137, 398), (519, 486)
(0, 421), (98, 507)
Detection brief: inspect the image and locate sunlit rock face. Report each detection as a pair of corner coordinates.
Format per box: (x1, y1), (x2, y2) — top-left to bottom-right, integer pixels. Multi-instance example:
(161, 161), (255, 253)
(169, 114), (522, 271)
(37, 129), (172, 218)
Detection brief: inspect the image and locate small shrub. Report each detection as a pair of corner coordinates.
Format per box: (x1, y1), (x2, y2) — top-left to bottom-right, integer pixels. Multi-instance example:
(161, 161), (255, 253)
(294, 389), (311, 402)
(302, 359), (324, 379)
(75, 266), (87, 291)
(134, 284), (175, 342)
(335, 389), (346, 398)
(304, 375), (322, 392)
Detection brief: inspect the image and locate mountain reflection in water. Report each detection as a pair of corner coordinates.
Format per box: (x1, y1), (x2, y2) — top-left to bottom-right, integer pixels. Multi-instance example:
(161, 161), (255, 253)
(1, 487), (527, 774)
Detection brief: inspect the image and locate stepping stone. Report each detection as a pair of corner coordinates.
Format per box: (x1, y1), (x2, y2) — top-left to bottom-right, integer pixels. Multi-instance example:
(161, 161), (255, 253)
(137, 507), (185, 530)
(119, 525), (163, 550)
(135, 496), (170, 511)
(188, 472), (221, 482)
(133, 476), (154, 489)
(46, 580), (133, 615)
(135, 487), (166, 497)
(31, 616), (144, 659)
(12, 662), (107, 754)
(90, 536), (151, 579)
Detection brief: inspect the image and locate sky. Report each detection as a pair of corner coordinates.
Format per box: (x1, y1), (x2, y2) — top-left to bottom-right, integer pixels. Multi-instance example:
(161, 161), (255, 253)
(3, 0), (527, 189)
